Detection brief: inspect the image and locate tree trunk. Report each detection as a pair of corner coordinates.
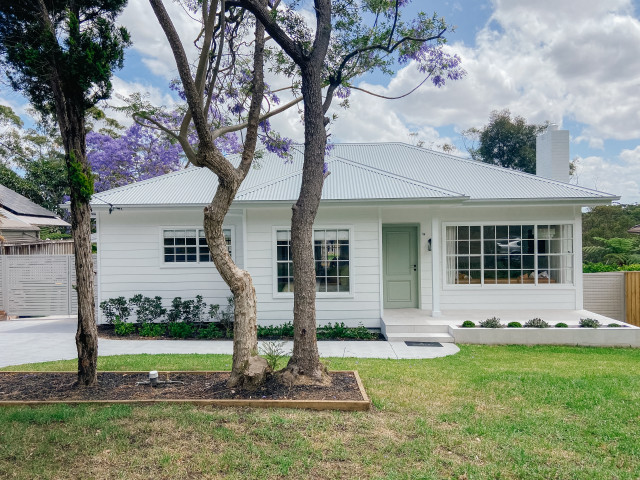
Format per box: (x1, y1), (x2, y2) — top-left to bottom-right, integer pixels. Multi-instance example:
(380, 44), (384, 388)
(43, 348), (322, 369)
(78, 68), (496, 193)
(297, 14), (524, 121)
(71, 193), (98, 386)
(204, 178), (269, 390)
(284, 64), (329, 383)
(64, 112), (98, 387)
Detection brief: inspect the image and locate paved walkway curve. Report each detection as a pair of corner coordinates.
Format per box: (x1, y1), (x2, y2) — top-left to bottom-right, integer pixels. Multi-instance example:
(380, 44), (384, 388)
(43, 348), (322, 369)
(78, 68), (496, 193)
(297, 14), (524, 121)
(0, 317), (459, 368)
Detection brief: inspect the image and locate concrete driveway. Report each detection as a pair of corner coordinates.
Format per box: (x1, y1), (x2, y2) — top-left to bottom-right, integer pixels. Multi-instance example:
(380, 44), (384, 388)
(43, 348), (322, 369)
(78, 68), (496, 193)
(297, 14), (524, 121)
(0, 316), (459, 368)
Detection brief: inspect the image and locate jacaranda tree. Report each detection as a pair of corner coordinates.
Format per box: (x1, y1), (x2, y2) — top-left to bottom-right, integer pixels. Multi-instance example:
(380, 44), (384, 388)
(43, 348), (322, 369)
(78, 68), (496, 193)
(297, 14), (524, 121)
(235, 0), (465, 383)
(0, 0), (130, 386)
(145, 0), (301, 388)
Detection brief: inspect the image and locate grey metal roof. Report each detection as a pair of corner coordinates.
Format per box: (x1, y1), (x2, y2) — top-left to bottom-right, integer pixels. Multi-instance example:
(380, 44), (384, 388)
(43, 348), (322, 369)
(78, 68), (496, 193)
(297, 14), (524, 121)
(0, 184), (60, 217)
(91, 143), (618, 207)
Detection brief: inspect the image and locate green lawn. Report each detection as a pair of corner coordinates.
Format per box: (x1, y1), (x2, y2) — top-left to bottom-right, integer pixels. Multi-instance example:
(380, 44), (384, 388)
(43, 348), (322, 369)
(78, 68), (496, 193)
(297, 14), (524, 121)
(1, 345), (639, 479)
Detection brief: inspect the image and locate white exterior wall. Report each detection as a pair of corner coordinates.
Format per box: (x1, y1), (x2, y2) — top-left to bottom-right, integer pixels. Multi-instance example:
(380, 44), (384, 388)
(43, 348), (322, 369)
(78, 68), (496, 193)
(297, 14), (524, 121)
(96, 208), (243, 323)
(245, 206), (381, 328)
(96, 202), (582, 326)
(436, 204), (580, 310)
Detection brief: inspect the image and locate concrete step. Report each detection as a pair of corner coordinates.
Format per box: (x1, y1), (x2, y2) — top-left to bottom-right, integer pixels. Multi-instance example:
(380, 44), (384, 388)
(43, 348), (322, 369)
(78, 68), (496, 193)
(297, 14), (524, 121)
(382, 323), (451, 334)
(384, 332), (455, 343)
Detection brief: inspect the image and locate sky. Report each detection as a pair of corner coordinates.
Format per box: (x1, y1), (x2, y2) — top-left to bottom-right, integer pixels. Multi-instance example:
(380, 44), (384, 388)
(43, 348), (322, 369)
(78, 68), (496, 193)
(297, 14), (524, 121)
(1, 0), (639, 203)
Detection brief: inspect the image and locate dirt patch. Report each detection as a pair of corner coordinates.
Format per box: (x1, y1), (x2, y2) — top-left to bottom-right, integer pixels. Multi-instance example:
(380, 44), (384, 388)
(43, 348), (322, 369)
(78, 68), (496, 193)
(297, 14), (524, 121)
(0, 371), (364, 402)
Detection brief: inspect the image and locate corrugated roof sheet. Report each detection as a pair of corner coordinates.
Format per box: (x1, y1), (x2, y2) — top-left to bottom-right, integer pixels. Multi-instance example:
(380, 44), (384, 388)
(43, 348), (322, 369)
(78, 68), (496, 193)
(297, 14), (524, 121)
(0, 184), (60, 217)
(91, 143), (618, 207)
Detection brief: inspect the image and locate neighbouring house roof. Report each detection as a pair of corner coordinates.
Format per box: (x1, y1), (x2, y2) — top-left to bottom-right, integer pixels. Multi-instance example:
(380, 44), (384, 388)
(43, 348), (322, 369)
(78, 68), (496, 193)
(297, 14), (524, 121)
(90, 143), (619, 208)
(628, 225), (640, 234)
(0, 208), (40, 232)
(0, 184), (70, 227)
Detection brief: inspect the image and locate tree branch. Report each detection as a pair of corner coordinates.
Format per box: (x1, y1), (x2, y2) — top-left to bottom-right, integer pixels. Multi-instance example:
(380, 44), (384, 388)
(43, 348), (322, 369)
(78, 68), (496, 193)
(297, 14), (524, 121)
(211, 95), (302, 138)
(132, 112), (197, 163)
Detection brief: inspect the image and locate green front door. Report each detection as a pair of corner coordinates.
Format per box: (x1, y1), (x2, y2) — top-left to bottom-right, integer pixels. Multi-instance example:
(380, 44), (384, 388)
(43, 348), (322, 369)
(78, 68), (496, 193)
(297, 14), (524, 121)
(383, 226), (419, 308)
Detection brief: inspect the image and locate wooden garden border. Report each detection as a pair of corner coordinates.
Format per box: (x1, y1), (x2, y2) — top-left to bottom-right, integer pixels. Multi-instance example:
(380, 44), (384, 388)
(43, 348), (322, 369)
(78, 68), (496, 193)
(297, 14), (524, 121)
(0, 370), (371, 411)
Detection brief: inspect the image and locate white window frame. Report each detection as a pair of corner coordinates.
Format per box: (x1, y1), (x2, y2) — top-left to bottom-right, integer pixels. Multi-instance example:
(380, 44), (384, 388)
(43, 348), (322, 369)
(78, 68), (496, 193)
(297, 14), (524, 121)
(441, 221), (575, 288)
(272, 225), (354, 298)
(159, 225), (235, 268)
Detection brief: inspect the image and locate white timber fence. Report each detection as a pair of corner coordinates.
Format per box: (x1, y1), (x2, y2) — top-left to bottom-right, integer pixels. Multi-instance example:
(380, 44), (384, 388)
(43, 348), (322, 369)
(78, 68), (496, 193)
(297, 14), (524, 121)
(583, 272), (625, 322)
(0, 254), (97, 317)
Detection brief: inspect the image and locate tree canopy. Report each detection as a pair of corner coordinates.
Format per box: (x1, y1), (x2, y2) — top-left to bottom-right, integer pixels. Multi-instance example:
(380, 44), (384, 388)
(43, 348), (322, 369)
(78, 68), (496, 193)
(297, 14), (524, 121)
(464, 109), (547, 174)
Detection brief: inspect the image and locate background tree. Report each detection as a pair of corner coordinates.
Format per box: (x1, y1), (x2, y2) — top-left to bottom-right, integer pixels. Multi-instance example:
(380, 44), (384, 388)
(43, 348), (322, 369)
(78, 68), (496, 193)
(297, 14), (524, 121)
(236, 0), (465, 383)
(463, 109), (547, 174)
(146, 0), (301, 388)
(0, 0), (130, 386)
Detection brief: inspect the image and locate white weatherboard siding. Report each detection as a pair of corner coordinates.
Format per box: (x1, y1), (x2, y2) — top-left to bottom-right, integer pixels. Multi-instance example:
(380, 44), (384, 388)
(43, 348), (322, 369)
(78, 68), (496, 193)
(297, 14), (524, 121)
(245, 206), (381, 328)
(97, 209), (243, 323)
(437, 204), (580, 311)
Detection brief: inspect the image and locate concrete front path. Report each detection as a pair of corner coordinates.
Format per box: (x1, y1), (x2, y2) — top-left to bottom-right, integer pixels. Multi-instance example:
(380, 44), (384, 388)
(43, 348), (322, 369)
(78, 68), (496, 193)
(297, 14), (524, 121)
(0, 316), (459, 368)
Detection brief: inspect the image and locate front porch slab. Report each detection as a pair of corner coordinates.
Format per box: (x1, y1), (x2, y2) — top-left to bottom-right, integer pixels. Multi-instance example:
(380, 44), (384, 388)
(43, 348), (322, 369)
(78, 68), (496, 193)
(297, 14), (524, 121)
(382, 309), (638, 346)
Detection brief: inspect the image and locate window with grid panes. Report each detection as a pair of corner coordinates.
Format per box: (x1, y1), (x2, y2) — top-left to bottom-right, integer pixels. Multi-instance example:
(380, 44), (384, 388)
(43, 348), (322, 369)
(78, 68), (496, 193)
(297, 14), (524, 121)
(445, 224), (573, 285)
(276, 228), (351, 293)
(163, 228), (231, 263)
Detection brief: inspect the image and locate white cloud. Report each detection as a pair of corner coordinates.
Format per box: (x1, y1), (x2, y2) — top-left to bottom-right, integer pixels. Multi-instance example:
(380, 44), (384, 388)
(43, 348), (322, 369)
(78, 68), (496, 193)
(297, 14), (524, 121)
(99, 76), (179, 128)
(321, 0), (640, 145)
(574, 145), (640, 204)
(120, 0), (201, 80)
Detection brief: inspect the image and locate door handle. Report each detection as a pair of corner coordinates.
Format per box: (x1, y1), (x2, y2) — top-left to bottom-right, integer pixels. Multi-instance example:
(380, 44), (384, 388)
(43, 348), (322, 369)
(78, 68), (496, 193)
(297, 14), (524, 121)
(412, 264), (417, 272)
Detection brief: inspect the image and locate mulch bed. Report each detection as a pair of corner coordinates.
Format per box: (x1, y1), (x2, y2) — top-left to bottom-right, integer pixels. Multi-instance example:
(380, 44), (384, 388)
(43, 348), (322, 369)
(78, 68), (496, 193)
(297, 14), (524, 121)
(0, 371), (365, 404)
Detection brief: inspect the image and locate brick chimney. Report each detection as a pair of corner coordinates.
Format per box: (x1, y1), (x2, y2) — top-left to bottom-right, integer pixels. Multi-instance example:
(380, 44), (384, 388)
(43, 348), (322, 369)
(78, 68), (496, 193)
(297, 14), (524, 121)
(536, 124), (569, 183)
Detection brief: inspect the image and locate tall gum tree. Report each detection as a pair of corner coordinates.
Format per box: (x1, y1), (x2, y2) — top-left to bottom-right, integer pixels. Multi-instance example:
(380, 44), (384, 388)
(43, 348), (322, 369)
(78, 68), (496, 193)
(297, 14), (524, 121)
(143, 0), (301, 389)
(0, 0), (130, 386)
(233, 0), (465, 383)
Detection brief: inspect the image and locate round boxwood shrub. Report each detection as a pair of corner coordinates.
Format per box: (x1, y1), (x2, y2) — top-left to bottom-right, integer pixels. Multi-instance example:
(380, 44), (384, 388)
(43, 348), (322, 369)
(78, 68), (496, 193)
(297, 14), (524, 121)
(524, 318), (549, 328)
(479, 317), (503, 328)
(461, 320), (476, 328)
(579, 317), (601, 328)
(607, 322), (622, 327)
(554, 322), (569, 328)
(507, 321), (522, 328)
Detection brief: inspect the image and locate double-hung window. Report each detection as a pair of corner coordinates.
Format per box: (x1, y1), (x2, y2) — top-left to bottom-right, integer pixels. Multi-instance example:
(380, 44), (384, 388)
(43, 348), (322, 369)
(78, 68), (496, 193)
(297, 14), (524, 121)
(163, 228), (232, 263)
(276, 228), (351, 294)
(445, 224), (573, 285)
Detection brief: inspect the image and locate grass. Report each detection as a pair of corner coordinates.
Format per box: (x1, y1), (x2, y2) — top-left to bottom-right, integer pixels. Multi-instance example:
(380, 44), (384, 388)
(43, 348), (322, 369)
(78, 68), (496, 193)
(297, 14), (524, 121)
(1, 345), (640, 479)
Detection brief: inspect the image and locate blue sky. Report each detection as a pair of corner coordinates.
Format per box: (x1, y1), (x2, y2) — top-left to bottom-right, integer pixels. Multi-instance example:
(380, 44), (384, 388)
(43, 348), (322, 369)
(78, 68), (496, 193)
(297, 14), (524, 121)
(1, 0), (639, 203)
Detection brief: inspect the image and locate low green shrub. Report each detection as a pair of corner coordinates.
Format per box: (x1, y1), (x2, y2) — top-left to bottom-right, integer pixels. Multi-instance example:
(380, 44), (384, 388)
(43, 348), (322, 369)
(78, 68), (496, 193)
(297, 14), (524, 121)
(210, 296), (234, 338)
(168, 296), (207, 324)
(555, 322), (569, 328)
(524, 318), (549, 328)
(461, 320), (475, 328)
(100, 297), (131, 324)
(479, 317), (503, 328)
(129, 294), (166, 324)
(113, 320), (136, 336)
(507, 321), (522, 328)
(607, 323), (622, 327)
(258, 322), (295, 338)
(580, 317), (601, 328)
(167, 322), (195, 338)
(198, 323), (224, 339)
(316, 322), (377, 340)
(139, 323), (166, 337)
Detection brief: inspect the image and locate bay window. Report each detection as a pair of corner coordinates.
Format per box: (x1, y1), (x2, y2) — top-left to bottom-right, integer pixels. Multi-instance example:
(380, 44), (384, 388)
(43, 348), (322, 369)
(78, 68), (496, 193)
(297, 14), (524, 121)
(445, 224), (573, 285)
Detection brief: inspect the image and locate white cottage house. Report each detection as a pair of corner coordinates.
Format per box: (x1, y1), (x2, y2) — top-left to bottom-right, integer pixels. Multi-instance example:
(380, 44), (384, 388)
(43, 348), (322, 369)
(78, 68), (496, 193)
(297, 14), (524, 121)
(90, 127), (619, 340)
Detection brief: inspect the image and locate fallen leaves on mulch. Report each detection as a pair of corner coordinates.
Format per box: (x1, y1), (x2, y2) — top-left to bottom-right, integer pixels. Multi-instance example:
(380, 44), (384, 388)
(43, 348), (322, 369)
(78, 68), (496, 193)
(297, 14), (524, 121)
(0, 371), (364, 402)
